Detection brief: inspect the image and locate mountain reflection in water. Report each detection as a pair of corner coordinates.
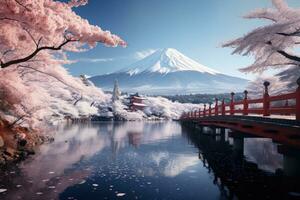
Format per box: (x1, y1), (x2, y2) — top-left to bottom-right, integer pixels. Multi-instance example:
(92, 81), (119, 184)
(0, 122), (299, 200)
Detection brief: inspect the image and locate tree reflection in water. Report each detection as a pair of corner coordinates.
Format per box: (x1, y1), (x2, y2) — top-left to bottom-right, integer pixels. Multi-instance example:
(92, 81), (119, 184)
(0, 122), (299, 200)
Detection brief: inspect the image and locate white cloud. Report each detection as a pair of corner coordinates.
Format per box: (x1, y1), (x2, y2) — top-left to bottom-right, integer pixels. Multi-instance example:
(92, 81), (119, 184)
(134, 49), (156, 60)
(77, 58), (115, 63)
(74, 49), (157, 64)
(149, 152), (199, 177)
(163, 155), (199, 177)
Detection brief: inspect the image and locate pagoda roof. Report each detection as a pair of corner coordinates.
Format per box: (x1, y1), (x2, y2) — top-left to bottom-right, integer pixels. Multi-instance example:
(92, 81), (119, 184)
(132, 102), (147, 107)
(131, 96), (146, 100)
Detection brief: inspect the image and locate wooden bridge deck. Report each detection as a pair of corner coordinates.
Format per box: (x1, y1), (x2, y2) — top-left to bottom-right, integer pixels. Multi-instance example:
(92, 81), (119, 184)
(180, 80), (300, 147)
(182, 115), (300, 147)
(190, 115), (300, 128)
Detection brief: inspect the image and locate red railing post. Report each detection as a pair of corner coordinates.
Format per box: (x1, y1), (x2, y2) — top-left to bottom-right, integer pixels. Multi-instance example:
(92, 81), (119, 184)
(194, 110), (197, 118)
(203, 104), (206, 117)
(215, 98), (219, 116)
(243, 90), (249, 116)
(222, 99), (225, 115)
(209, 104), (212, 116)
(296, 78), (300, 121)
(230, 92), (235, 115)
(199, 108), (202, 118)
(284, 100), (289, 116)
(263, 81), (270, 116)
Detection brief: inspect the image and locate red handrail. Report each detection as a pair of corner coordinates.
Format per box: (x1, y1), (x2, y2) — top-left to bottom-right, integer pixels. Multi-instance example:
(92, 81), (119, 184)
(181, 79), (300, 122)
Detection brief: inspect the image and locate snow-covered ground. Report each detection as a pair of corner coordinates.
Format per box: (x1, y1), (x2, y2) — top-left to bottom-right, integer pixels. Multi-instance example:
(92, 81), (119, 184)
(108, 95), (203, 121)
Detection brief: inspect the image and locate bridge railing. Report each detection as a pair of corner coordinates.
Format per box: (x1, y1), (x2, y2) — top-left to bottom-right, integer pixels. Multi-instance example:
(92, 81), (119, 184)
(181, 79), (300, 121)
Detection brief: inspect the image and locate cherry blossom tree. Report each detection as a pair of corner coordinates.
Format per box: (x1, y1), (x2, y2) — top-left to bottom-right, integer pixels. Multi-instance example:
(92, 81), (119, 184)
(0, 0), (126, 69)
(0, 0), (126, 129)
(223, 0), (300, 73)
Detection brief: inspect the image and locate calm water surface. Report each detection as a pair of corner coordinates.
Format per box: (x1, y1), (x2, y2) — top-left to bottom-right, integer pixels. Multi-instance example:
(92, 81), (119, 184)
(0, 122), (299, 200)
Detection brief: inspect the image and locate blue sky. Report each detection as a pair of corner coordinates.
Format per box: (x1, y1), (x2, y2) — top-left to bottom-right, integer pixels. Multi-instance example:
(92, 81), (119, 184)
(66, 0), (300, 79)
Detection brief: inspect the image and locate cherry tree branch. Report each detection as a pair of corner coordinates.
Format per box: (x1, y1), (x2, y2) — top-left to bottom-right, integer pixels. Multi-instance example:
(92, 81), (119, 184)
(14, 0), (30, 11)
(277, 32), (300, 37)
(23, 28), (39, 47)
(9, 104), (38, 128)
(271, 62), (299, 66)
(17, 65), (77, 90)
(276, 29), (300, 37)
(73, 95), (83, 105)
(0, 17), (29, 27)
(9, 114), (27, 128)
(1, 38), (78, 68)
(0, 50), (13, 65)
(266, 40), (300, 64)
(277, 50), (300, 63)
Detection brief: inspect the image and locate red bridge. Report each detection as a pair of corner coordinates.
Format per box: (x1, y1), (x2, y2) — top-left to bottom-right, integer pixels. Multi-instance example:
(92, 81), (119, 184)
(181, 80), (300, 147)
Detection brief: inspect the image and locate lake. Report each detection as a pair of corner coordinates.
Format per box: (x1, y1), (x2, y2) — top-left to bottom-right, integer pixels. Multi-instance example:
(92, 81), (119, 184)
(0, 121), (299, 200)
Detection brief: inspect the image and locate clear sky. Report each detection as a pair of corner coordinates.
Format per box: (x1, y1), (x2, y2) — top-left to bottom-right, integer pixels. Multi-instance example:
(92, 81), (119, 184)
(65, 0), (300, 79)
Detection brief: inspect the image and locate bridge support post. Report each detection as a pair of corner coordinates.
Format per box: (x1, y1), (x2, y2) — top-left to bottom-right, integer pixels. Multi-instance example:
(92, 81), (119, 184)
(212, 127), (216, 135)
(283, 155), (300, 177)
(233, 137), (244, 154)
(231, 133), (244, 158)
(278, 145), (300, 177)
(263, 81), (270, 116)
(220, 128), (226, 143)
(196, 125), (204, 132)
(296, 78), (300, 121)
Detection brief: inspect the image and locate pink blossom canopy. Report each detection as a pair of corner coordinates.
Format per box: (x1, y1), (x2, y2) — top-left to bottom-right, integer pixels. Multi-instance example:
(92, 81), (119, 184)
(0, 0), (126, 68)
(223, 0), (300, 73)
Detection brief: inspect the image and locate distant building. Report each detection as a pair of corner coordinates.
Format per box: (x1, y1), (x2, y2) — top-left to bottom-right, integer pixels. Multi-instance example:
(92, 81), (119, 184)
(128, 93), (147, 111)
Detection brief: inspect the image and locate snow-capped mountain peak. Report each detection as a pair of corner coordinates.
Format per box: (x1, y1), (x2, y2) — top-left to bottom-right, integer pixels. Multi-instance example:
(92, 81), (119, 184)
(89, 48), (248, 95)
(123, 48), (220, 76)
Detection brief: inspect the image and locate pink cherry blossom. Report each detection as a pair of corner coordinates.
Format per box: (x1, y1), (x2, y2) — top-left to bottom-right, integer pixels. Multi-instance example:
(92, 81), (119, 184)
(0, 0), (125, 129)
(223, 0), (300, 73)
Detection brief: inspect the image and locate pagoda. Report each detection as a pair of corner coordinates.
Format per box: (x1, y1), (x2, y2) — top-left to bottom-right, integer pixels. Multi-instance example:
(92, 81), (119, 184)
(128, 93), (147, 111)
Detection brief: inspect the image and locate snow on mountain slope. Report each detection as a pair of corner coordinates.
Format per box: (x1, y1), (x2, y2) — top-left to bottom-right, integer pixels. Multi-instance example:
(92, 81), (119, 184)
(121, 48), (219, 75)
(89, 48), (249, 95)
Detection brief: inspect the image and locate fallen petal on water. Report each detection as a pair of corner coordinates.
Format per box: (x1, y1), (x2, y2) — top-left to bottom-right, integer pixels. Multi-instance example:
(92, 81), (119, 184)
(116, 193), (126, 197)
(0, 189), (7, 193)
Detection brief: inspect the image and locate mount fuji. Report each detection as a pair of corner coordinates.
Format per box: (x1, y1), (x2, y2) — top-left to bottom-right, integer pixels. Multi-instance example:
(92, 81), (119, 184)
(89, 48), (249, 95)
